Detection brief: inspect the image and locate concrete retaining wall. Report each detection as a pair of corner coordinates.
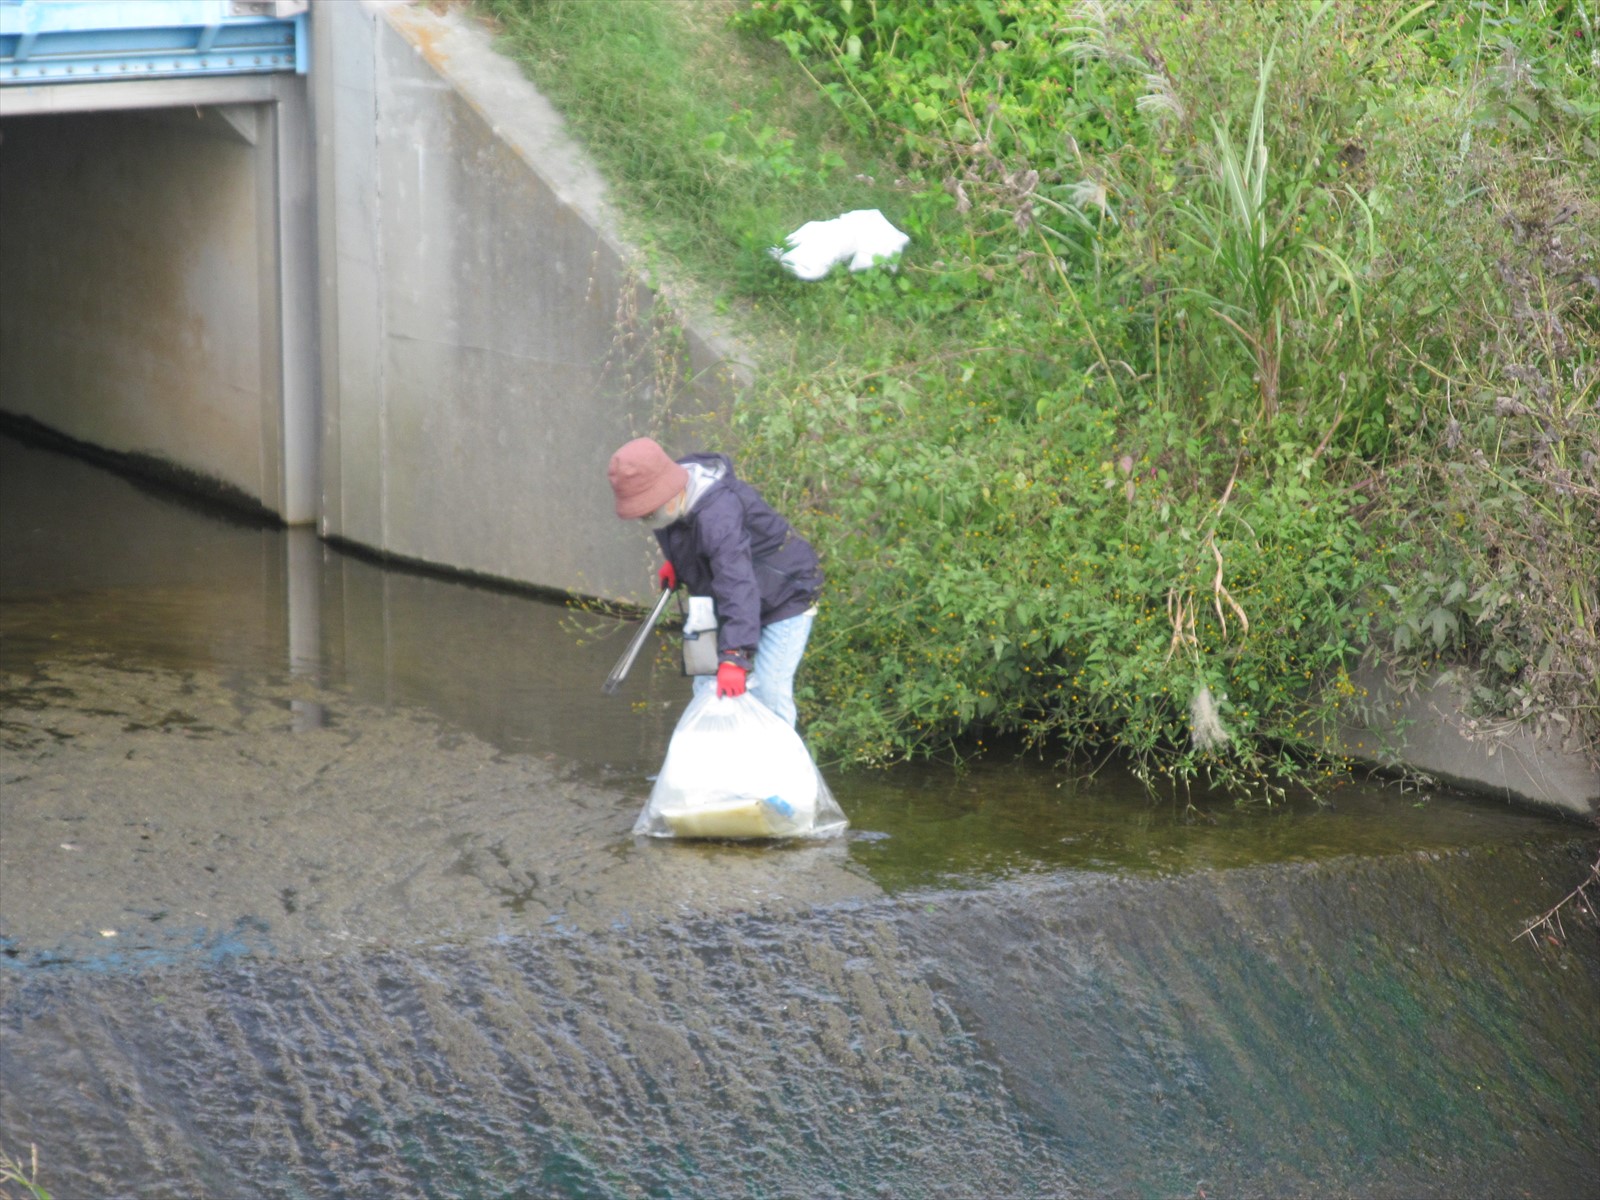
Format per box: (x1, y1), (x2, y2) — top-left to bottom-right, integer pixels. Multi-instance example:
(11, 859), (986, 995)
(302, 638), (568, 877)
(313, 1), (748, 605)
(1338, 663), (1598, 821)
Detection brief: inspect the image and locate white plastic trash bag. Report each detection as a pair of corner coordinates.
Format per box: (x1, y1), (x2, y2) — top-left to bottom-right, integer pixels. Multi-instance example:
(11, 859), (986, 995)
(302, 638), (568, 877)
(635, 691), (848, 840)
(771, 208), (910, 281)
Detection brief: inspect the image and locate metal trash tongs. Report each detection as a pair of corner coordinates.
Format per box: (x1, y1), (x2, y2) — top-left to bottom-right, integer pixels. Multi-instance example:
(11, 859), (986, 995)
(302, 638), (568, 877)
(601, 586), (675, 695)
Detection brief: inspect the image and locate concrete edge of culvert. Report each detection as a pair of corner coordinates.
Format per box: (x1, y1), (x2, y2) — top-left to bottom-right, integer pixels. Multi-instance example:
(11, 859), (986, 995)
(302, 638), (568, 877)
(379, 0), (758, 395)
(318, 532), (688, 625)
(0, 415), (285, 529)
(1332, 660), (1599, 823)
(319, 532), (594, 610)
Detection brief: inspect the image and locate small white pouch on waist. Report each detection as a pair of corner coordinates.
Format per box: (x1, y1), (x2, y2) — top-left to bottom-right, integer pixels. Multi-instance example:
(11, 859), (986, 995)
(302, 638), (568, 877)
(681, 595), (719, 676)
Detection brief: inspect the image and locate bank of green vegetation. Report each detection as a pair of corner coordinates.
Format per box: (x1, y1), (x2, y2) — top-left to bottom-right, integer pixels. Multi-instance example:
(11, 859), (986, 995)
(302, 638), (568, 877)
(482, 0), (1598, 798)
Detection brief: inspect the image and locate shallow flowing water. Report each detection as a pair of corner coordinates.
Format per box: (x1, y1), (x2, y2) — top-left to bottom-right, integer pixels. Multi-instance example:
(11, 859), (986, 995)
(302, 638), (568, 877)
(2, 431), (1597, 1198)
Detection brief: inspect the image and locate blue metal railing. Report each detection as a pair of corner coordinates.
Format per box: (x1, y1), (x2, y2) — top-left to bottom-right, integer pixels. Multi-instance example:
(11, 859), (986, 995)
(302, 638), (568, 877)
(1, 0), (308, 86)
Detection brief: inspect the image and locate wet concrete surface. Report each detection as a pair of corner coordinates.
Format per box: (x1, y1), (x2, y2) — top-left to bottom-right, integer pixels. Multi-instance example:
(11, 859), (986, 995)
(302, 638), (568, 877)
(0, 655), (872, 969)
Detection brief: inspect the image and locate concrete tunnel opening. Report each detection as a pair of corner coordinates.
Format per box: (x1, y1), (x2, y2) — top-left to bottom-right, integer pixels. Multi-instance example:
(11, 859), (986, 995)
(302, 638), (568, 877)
(0, 83), (319, 526)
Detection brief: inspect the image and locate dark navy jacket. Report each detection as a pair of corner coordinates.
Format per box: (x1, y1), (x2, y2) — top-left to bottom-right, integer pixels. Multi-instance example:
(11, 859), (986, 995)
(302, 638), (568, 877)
(654, 453), (823, 669)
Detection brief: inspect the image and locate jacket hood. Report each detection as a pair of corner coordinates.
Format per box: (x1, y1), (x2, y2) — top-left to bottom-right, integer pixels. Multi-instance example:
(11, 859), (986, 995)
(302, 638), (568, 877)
(679, 451), (736, 478)
(680, 454), (729, 515)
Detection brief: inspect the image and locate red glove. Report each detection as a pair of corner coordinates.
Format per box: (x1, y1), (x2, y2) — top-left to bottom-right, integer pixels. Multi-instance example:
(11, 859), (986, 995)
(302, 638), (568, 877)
(656, 561), (677, 592)
(716, 662), (747, 698)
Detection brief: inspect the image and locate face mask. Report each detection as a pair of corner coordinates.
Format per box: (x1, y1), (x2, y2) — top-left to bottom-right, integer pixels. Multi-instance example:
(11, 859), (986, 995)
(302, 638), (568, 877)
(639, 492), (685, 530)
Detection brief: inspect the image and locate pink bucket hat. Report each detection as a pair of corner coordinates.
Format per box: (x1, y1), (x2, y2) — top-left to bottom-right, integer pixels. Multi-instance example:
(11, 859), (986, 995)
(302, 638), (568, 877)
(608, 437), (689, 519)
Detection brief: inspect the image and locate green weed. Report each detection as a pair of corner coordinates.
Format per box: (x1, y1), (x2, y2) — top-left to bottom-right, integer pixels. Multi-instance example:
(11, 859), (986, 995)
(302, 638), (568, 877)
(0, 1144), (50, 1200)
(483, 0), (1599, 791)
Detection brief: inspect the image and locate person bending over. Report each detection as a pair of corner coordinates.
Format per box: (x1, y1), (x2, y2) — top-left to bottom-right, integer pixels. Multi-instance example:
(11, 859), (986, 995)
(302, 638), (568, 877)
(607, 437), (822, 727)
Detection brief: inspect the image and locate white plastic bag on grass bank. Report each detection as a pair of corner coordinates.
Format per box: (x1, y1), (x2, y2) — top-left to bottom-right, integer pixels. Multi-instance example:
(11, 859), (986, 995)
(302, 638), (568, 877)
(634, 692), (848, 840)
(770, 209), (910, 281)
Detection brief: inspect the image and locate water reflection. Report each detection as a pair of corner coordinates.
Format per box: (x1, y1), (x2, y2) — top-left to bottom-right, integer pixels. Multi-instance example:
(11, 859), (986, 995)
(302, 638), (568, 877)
(0, 429), (1580, 900)
(844, 754), (1575, 890)
(0, 430), (686, 778)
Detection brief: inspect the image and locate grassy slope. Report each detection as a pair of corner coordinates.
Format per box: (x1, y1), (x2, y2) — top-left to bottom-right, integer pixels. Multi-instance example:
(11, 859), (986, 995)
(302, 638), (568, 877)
(480, 0), (1599, 798)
